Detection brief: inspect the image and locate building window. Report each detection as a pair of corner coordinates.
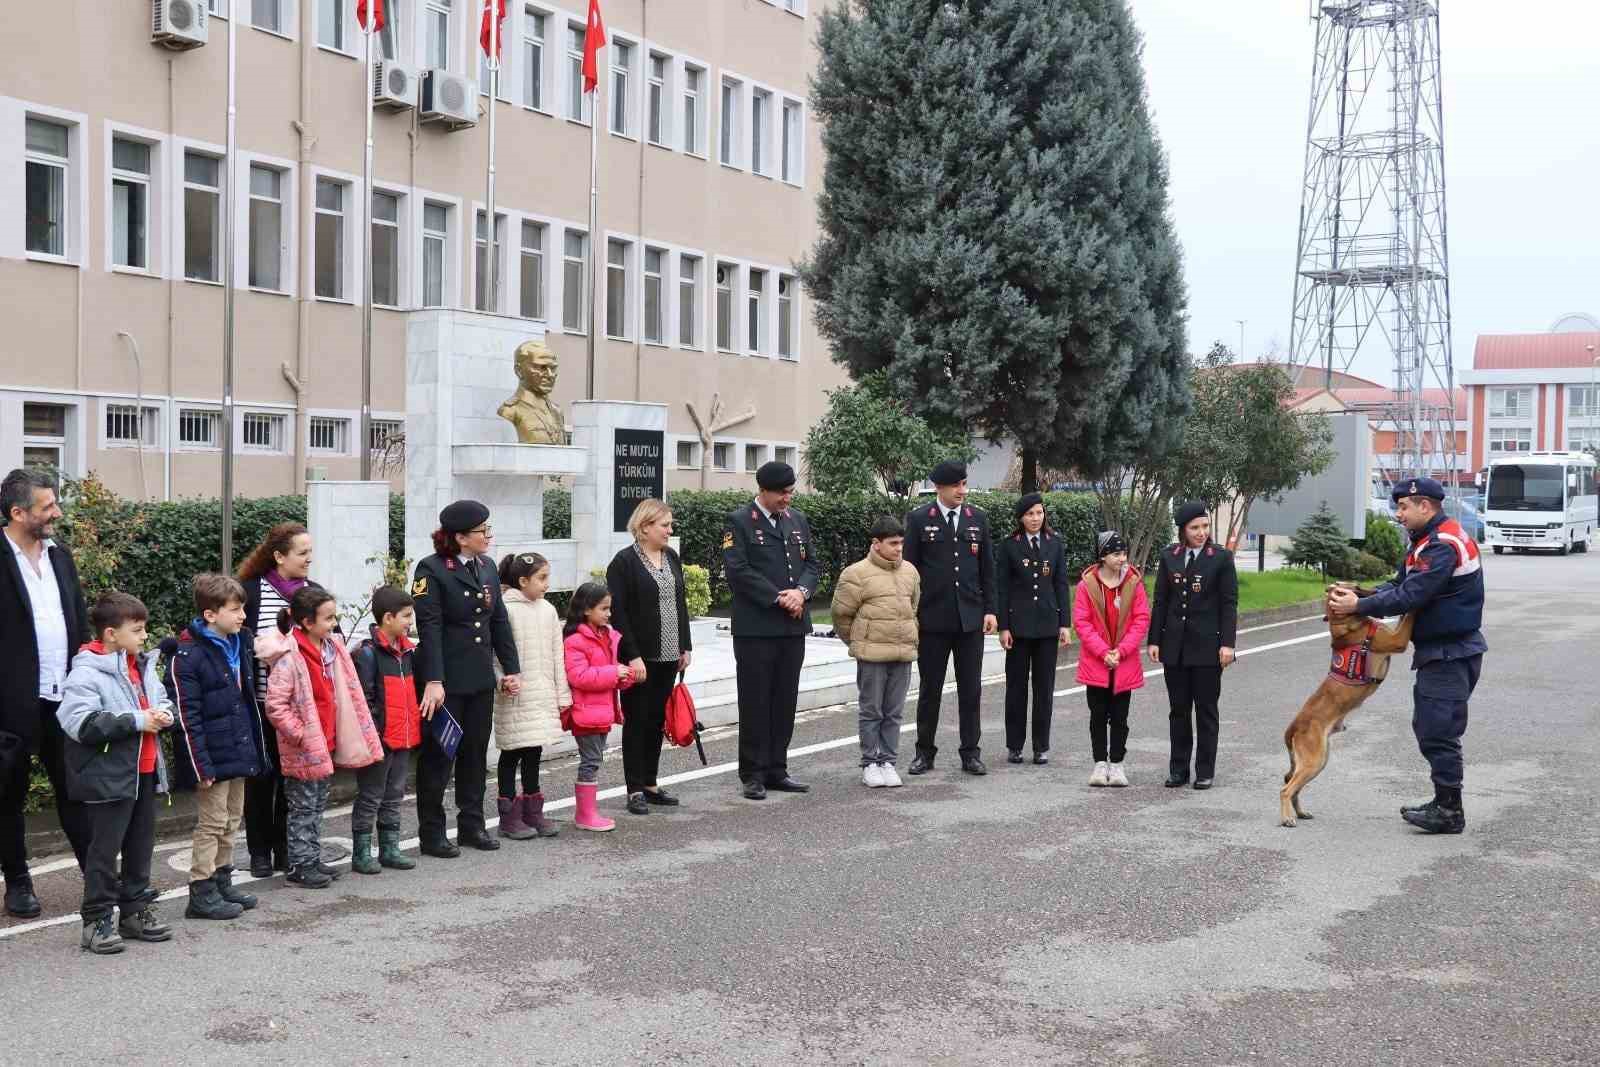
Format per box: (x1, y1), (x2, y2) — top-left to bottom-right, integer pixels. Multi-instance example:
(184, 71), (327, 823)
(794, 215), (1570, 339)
(523, 8), (547, 110)
(369, 418), (403, 452)
(422, 201), (448, 307)
(105, 403), (159, 447)
(183, 152), (222, 282)
(314, 177), (346, 299)
(682, 65), (704, 154)
(781, 100), (802, 183)
(22, 403), (69, 471)
(520, 220), (545, 320)
(24, 118), (70, 257)
(1487, 427), (1532, 453)
(720, 77), (741, 166)
(605, 238), (630, 338)
(1568, 385), (1597, 419)
(643, 247), (664, 343)
(178, 408), (221, 449)
(252, 0), (284, 33)
(678, 254), (700, 347)
(610, 40), (632, 136)
(774, 445), (795, 468)
(751, 89), (770, 176)
(647, 53), (668, 145)
(317, 0), (345, 49)
(424, 0), (451, 69)
(242, 411), (288, 452)
(566, 23), (591, 123)
(1488, 387), (1533, 419)
(747, 268), (767, 353)
(562, 228), (587, 331)
(247, 164), (285, 291)
(378, 0), (404, 59)
(1570, 428), (1600, 453)
(308, 415), (350, 454)
(744, 443), (765, 473)
(713, 441), (732, 471)
(777, 274), (795, 359)
(371, 190), (400, 306)
(111, 138), (152, 270)
(675, 440), (698, 468)
(715, 262), (734, 351)
(475, 211), (505, 312)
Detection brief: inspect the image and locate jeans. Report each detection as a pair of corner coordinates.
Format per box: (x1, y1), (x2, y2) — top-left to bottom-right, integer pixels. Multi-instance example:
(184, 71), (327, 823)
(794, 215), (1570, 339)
(497, 745), (541, 799)
(190, 777), (246, 881)
(856, 660), (910, 766)
(81, 772), (158, 922)
(575, 734), (607, 784)
(353, 748), (411, 834)
(284, 776), (332, 870)
(622, 661), (678, 792)
(1086, 686), (1132, 763)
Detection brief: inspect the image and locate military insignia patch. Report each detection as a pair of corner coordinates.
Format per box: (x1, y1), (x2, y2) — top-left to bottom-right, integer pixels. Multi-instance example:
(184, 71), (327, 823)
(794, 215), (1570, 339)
(412, 578), (429, 597)
(721, 531), (734, 550)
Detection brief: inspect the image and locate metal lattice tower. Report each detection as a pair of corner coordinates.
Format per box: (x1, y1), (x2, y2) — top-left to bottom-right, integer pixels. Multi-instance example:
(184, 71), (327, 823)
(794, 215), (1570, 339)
(1288, 0), (1457, 488)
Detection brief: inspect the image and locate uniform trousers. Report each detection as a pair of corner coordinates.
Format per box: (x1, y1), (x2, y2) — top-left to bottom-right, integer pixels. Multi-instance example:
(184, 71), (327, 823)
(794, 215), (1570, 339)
(734, 636), (805, 784)
(1165, 662), (1222, 781)
(622, 660), (680, 792)
(243, 728), (288, 864)
(1413, 654), (1481, 789)
(0, 699), (91, 881)
(1004, 636), (1058, 754)
(416, 688), (495, 842)
(80, 772), (158, 922)
(915, 629), (985, 760)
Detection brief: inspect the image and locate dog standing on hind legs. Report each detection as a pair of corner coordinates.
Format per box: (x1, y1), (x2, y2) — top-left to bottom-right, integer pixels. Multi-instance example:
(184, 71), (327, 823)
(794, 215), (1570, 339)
(1279, 584), (1414, 828)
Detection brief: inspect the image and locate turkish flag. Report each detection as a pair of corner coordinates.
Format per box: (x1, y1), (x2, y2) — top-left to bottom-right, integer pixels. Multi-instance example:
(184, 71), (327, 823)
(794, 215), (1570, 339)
(356, 0), (384, 32)
(479, 0), (507, 58)
(582, 0), (607, 93)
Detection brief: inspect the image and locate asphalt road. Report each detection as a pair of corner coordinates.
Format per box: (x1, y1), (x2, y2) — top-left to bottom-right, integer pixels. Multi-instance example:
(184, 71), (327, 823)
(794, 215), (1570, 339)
(2, 549), (1597, 1065)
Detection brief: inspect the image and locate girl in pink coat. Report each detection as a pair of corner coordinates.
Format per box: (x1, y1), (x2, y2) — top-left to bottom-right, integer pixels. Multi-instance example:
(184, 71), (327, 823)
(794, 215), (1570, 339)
(1073, 531), (1151, 788)
(561, 582), (638, 832)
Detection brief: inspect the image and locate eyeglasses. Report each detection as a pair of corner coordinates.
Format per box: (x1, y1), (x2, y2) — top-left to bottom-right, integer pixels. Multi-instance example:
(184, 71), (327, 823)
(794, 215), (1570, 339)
(469, 524), (493, 536)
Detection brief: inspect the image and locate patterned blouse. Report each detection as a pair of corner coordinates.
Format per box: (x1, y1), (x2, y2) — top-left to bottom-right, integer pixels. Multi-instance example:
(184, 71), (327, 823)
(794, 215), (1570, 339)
(634, 544), (681, 663)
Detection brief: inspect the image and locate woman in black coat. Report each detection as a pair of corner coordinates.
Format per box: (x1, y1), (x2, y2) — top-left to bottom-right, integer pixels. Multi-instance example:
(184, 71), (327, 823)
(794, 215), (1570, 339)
(607, 499), (692, 816)
(995, 493), (1071, 764)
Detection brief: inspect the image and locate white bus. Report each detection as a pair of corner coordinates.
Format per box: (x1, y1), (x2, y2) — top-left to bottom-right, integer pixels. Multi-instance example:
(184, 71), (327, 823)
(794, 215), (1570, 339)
(1483, 451), (1598, 556)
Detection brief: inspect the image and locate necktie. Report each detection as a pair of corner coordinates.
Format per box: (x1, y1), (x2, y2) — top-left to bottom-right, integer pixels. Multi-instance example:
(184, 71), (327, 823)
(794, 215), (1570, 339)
(1186, 550), (1196, 569)
(946, 509), (958, 539)
(1030, 536), (1039, 555)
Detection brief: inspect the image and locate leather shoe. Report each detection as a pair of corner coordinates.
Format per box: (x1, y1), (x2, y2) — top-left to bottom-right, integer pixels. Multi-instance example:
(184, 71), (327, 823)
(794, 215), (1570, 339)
(420, 838), (461, 859)
(1032, 751), (1049, 766)
(249, 853), (274, 879)
(960, 755), (988, 776)
(766, 776), (810, 793)
(626, 792), (650, 815)
(1402, 799), (1465, 835)
(1164, 773), (1189, 788)
(4, 880), (41, 919)
(1193, 779), (1213, 791)
(1007, 749), (1024, 764)
(742, 780), (767, 800)
(643, 788), (680, 806)
(907, 753), (934, 776)
(460, 828), (500, 851)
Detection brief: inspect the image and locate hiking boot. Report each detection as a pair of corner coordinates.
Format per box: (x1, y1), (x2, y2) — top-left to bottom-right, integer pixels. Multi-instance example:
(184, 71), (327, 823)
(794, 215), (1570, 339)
(377, 825), (417, 869)
(498, 796), (537, 839)
(350, 832), (381, 875)
(215, 866), (258, 909)
(81, 914), (124, 955)
(522, 793), (559, 838)
(186, 878), (244, 920)
(118, 904), (174, 942)
(317, 862), (343, 880)
(286, 864), (332, 889)
(1402, 799), (1465, 835)
(249, 853), (274, 879)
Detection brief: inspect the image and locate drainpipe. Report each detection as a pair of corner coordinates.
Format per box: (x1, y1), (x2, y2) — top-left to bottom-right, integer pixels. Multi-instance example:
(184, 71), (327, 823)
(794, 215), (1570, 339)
(165, 56), (176, 501)
(288, 0), (316, 495)
(634, 0), (648, 402)
(116, 331), (150, 501)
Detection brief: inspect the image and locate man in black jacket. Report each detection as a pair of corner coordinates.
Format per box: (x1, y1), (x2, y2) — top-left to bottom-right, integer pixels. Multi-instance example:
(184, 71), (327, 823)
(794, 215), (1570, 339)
(1148, 501), (1238, 790)
(722, 462), (818, 800)
(0, 469), (92, 917)
(903, 461), (997, 776)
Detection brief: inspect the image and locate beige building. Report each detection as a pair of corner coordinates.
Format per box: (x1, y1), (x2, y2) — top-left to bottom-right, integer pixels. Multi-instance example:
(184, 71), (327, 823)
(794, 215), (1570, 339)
(0, 0), (845, 500)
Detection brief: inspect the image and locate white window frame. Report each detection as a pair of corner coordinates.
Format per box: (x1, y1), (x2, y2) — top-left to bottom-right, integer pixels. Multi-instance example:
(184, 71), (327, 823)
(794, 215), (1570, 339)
(676, 252), (701, 349)
(1567, 385), (1598, 420)
(474, 208), (509, 313)
(313, 173), (353, 302)
(240, 154), (296, 295)
(780, 96), (804, 186)
(561, 226), (588, 333)
(641, 245), (666, 345)
(750, 87), (773, 177)
(423, 0), (454, 71)
(107, 129), (163, 275)
(746, 266), (769, 355)
(250, 0), (298, 39)
(673, 437), (701, 470)
(719, 75), (744, 169)
(179, 142), (225, 284)
(743, 442), (767, 473)
(712, 440), (734, 472)
(1488, 387), (1534, 420)
(18, 398), (81, 476)
(608, 35), (637, 139)
(368, 415), (404, 455)
(605, 235), (633, 340)
(100, 401), (163, 450)
(377, 0), (406, 61)
(316, 0), (354, 54)
(239, 408), (292, 454)
(478, 4), (513, 101)
(416, 192), (460, 308)
(370, 185), (406, 308)
(306, 411), (355, 457)
(773, 444), (797, 469)
(714, 260), (738, 353)
(645, 50), (671, 148)
(519, 218), (547, 321)
(1487, 426), (1533, 454)
(777, 272), (797, 360)
(20, 104), (88, 266)
(565, 21), (592, 125)
(521, 5), (552, 114)
(680, 60), (707, 157)
(175, 405), (224, 452)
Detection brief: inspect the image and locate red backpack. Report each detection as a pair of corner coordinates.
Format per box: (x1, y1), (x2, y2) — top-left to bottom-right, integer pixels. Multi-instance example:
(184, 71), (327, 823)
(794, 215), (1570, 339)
(663, 672), (707, 764)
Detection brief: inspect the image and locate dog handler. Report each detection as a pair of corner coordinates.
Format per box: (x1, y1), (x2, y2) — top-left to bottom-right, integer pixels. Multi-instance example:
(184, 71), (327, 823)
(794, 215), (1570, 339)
(1328, 476), (1485, 835)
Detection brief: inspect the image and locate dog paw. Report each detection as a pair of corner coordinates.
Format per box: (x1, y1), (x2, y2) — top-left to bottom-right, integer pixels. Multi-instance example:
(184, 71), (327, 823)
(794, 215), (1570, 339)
(1297, 810), (1314, 820)
(1280, 817), (1297, 828)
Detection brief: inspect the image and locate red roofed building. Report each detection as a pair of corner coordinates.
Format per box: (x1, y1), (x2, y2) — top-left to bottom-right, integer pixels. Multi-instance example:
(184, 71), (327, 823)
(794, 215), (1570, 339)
(1461, 331), (1600, 472)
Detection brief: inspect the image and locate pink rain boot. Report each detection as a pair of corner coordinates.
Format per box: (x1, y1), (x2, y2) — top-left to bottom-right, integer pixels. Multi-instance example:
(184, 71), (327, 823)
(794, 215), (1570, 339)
(573, 782), (615, 832)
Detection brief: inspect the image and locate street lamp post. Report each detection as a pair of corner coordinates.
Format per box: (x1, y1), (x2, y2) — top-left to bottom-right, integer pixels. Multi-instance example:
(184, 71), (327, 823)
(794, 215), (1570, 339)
(1589, 344), (1598, 453)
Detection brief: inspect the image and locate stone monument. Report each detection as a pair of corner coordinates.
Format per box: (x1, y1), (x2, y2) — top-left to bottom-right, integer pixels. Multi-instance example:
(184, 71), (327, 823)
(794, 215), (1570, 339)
(497, 340), (565, 445)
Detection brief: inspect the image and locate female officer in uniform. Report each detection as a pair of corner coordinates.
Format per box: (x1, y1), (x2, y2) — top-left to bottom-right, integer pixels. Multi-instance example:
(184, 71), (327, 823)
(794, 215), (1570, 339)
(412, 500), (521, 857)
(995, 493), (1071, 764)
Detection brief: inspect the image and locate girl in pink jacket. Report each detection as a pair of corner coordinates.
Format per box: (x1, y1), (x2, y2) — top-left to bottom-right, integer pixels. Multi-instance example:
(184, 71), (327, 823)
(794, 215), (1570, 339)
(1073, 531), (1151, 788)
(562, 582), (638, 832)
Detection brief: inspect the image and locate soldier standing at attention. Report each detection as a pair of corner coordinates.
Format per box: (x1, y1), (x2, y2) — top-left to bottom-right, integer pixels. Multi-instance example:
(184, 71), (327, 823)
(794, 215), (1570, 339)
(1328, 476), (1485, 834)
(995, 492), (1071, 765)
(904, 461), (997, 776)
(1148, 501), (1237, 790)
(722, 462), (818, 801)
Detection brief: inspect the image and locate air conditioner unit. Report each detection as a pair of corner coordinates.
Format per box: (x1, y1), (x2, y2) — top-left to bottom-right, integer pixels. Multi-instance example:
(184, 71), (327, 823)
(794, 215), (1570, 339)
(373, 59), (419, 112)
(420, 70), (477, 129)
(152, 0), (208, 49)
(305, 465), (329, 483)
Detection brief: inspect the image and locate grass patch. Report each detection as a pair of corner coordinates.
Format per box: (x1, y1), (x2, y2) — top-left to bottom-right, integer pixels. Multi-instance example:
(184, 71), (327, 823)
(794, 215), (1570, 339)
(1129, 568), (1327, 616)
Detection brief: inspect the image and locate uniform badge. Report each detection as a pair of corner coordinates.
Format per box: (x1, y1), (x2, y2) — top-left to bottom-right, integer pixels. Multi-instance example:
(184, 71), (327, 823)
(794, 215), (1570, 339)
(721, 531), (734, 551)
(411, 577), (429, 597)
(1191, 578), (1202, 593)
(445, 558), (457, 571)
(969, 543), (979, 556)
(1041, 563), (1051, 576)
(482, 586), (494, 608)
(1206, 546), (1215, 557)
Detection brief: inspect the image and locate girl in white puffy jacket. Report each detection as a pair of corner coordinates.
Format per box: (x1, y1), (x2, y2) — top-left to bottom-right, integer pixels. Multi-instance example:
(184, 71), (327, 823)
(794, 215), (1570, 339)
(491, 552), (571, 839)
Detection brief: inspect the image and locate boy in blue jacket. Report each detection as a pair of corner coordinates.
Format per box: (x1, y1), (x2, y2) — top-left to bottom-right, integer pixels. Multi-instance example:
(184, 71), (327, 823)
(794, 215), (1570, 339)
(172, 574), (270, 920)
(57, 591), (172, 955)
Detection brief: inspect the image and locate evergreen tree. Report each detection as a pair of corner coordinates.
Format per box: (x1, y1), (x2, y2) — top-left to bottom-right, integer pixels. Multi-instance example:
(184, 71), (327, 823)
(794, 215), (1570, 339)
(801, 0), (1190, 493)
(1284, 501), (1350, 577)
(802, 371), (976, 497)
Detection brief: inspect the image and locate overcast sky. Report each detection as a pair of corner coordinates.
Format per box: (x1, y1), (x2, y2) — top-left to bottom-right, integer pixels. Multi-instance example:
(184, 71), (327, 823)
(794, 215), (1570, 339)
(1128, 0), (1600, 385)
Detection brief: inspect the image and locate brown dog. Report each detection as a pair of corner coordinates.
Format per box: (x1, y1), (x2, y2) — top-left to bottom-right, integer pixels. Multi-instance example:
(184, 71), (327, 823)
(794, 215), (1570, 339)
(1279, 584), (1414, 828)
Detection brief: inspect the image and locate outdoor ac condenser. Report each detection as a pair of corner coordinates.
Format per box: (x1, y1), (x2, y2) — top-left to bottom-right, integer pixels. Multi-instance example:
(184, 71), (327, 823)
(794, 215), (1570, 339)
(152, 0), (208, 49)
(420, 70), (477, 129)
(373, 59), (419, 112)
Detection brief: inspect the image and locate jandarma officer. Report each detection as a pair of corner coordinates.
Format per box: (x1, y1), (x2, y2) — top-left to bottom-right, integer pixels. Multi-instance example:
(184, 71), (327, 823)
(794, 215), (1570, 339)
(721, 461), (819, 801)
(1328, 476), (1485, 835)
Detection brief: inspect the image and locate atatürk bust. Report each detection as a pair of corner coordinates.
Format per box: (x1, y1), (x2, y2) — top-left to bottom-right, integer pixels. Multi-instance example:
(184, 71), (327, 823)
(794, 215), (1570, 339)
(498, 340), (565, 445)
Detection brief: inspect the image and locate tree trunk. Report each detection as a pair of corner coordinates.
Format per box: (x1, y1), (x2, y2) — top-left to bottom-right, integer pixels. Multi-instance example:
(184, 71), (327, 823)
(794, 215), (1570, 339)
(1020, 448), (1039, 494)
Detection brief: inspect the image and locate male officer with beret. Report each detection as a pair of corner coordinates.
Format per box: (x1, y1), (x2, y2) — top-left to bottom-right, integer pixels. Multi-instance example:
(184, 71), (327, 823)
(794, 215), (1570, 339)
(722, 462), (819, 800)
(1328, 476), (1486, 834)
(903, 461), (997, 776)
(1149, 501), (1237, 790)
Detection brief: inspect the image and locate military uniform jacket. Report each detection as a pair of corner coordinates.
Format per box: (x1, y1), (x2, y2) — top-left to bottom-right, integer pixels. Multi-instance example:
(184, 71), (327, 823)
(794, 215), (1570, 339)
(902, 501), (996, 634)
(411, 551), (519, 694)
(721, 502), (819, 638)
(1149, 541), (1238, 667)
(995, 530), (1069, 639)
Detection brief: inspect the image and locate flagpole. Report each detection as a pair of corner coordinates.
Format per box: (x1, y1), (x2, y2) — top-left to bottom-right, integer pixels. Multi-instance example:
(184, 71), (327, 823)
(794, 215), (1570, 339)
(220, 0), (238, 571)
(585, 96), (598, 400)
(360, 19), (375, 481)
(485, 1), (499, 316)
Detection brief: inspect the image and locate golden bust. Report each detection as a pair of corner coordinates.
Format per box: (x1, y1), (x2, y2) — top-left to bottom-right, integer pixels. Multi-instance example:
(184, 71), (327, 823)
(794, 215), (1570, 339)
(498, 340), (565, 445)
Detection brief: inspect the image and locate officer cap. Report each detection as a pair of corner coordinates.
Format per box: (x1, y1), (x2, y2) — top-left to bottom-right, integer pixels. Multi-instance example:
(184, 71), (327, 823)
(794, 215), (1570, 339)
(1174, 500), (1208, 531)
(756, 461), (797, 491)
(1391, 476), (1445, 502)
(930, 460), (967, 486)
(1096, 530), (1128, 559)
(1014, 492), (1045, 520)
(439, 499), (490, 533)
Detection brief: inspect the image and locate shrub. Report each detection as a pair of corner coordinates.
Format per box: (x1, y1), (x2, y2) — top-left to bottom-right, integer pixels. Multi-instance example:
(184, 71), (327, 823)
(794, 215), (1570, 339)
(682, 564), (712, 618)
(1329, 550), (1392, 583)
(1361, 510), (1405, 568)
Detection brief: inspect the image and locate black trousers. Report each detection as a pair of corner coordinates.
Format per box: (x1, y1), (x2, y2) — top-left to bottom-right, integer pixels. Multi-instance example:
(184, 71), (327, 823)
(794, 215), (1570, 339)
(734, 637), (805, 784)
(0, 699), (91, 880)
(80, 772), (158, 922)
(1004, 637), (1058, 754)
(1165, 664), (1222, 780)
(1086, 686), (1132, 763)
(496, 746), (542, 798)
(915, 629), (985, 760)
(243, 726), (288, 862)
(416, 688), (495, 841)
(622, 660), (678, 792)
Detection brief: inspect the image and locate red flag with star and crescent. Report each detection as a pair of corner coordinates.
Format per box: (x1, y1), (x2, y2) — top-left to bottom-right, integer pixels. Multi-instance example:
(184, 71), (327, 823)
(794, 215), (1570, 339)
(582, 0), (607, 93)
(479, 0), (507, 59)
(356, 0), (384, 32)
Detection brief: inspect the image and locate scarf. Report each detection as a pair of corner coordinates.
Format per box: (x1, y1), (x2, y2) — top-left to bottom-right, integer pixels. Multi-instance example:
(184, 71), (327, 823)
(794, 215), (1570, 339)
(86, 641), (157, 769)
(293, 628), (337, 745)
(193, 617), (242, 680)
(264, 568), (308, 603)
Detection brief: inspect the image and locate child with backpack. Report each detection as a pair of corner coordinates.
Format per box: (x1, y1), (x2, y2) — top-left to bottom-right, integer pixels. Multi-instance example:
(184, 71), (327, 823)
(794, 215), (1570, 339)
(1073, 531), (1151, 788)
(561, 582), (637, 833)
(493, 553), (570, 839)
(349, 586), (424, 873)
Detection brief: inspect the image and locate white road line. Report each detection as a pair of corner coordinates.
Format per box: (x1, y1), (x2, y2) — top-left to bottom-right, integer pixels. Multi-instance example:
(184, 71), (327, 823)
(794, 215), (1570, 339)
(0, 621), (1332, 941)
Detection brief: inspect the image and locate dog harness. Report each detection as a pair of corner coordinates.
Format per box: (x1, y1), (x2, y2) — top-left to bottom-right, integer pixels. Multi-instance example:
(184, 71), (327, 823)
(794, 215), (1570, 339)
(1328, 621), (1382, 687)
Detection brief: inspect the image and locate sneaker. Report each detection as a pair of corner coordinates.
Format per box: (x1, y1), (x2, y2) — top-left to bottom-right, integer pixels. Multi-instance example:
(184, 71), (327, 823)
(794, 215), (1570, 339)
(81, 915), (124, 955)
(879, 763), (904, 789)
(1106, 762), (1129, 788)
(1089, 761), (1110, 787)
(117, 904), (173, 942)
(862, 763), (886, 788)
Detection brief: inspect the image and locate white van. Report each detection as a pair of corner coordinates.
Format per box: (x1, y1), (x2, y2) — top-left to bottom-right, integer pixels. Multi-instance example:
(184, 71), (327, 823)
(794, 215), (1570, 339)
(1482, 452), (1598, 555)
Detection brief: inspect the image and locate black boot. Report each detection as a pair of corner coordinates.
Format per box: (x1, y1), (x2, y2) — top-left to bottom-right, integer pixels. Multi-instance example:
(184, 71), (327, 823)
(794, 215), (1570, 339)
(214, 866), (259, 910)
(186, 878), (244, 920)
(249, 853), (274, 879)
(1402, 788), (1465, 835)
(4, 876), (41, 919)
(286, 864), (332, 889)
